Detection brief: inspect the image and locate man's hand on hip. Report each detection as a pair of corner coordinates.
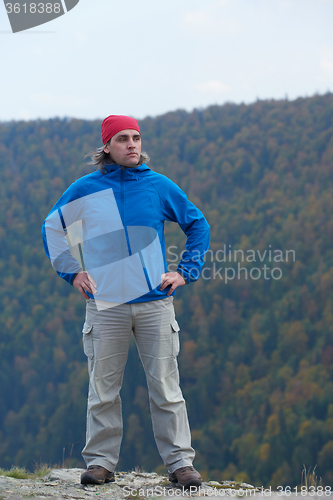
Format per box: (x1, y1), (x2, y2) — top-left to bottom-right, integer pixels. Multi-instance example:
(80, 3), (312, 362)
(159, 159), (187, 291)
(160, 272), (186, 296)
(73, 271), (97, 299)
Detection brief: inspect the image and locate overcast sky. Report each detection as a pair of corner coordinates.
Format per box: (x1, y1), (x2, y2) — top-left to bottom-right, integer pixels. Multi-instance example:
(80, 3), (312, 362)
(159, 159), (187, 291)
(1, 0), (333, 122)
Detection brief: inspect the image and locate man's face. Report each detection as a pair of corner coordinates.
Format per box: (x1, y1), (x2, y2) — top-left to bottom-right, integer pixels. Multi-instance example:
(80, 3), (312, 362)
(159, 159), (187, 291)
(104, 129), (142, 167)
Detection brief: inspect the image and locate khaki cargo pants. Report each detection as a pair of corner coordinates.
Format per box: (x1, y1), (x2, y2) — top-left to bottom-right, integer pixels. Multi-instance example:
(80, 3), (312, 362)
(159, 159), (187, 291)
(81, 296), (195, 473)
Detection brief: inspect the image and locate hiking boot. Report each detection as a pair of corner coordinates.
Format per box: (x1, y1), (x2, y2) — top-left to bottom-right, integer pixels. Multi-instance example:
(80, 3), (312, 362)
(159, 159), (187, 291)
(81, 465), (115, 485)
(169, 466), (202, 488)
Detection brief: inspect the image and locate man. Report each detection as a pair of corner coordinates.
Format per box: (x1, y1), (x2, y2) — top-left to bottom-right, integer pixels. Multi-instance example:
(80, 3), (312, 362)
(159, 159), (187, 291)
(42, 115), (210, 488)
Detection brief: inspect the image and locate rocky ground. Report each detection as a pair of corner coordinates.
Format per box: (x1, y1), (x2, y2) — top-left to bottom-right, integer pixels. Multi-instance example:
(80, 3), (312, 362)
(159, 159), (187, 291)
(0, 469), (329, 500)
(0, 468), (259, 499)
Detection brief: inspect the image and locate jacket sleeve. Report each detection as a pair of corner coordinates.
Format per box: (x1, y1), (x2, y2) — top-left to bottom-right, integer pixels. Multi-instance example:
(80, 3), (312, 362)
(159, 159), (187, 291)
(42, 183), (84, 285)
(156, 176), (210, 283)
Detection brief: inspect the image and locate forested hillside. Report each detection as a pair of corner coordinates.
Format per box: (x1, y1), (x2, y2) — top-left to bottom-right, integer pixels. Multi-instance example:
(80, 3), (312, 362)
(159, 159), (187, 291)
(0, 94), (332, 487)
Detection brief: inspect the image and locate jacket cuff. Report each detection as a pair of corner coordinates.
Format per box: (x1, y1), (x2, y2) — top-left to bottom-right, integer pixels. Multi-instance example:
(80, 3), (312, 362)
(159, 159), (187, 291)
(70, 272), (79, 285)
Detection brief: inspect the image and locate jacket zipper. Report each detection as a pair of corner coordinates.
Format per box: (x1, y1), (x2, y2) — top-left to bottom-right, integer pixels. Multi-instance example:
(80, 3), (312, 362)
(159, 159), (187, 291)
(120, 168), (125, 303)
(120, 167), (152, 297)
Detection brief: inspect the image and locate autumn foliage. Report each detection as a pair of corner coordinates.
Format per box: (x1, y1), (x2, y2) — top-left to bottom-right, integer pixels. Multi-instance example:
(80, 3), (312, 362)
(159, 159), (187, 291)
(0, 94), (332, 487)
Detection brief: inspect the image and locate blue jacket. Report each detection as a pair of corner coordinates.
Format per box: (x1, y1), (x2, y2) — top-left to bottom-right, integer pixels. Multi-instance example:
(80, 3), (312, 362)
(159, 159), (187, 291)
(42, 163), (210, 304)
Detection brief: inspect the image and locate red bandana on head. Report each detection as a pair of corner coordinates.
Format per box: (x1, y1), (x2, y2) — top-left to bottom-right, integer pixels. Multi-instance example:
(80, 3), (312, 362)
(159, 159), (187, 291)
(101, 115), (141, 145)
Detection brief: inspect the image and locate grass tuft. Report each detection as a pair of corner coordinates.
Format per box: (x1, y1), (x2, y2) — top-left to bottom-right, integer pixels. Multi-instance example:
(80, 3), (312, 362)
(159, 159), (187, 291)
(0, 466), (30, 479)
(0, 463), (53, 480)
(32, 462), (52, 478)
(301, 465), (322, 489)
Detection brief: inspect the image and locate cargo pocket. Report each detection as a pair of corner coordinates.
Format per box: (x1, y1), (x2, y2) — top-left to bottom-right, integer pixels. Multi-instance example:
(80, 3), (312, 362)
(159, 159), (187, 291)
(82, 322), (94, 359)
(171, 320), (180, 357)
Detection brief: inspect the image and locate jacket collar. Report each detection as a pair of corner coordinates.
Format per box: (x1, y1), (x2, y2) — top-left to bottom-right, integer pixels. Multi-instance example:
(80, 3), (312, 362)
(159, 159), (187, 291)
(103, 163), (151, 174)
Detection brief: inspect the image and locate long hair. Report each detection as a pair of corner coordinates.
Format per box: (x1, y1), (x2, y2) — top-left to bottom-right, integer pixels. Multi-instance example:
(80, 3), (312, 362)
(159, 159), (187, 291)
(86, 140), (150, 174)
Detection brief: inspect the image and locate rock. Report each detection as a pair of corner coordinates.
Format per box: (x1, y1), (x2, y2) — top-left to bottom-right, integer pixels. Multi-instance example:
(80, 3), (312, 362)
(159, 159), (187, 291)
(44, 468), (83, 483)
(240, 482), (256, 489)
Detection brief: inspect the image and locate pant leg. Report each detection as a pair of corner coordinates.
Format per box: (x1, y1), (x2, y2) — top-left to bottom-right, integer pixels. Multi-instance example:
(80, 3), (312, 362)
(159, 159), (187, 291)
(81, 300), (132, 472)
(132, 297), (195, 473)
